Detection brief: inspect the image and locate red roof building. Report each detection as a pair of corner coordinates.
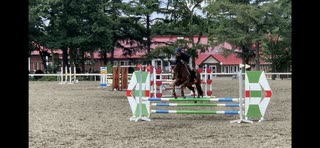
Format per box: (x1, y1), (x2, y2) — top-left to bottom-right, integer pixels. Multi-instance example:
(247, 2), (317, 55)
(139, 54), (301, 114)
(29, 35), (271, 73)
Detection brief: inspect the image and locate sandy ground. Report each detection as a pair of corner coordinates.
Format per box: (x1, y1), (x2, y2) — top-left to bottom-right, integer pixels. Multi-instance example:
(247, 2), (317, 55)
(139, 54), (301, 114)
(29, 79), (291, 148)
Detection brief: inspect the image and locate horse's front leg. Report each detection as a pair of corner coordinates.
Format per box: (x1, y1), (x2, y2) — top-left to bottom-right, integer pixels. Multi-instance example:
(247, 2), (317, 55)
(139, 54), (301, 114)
(172, 81), (177, 99)
(180, 85), (185, 99)
(180, 81), (189, 99)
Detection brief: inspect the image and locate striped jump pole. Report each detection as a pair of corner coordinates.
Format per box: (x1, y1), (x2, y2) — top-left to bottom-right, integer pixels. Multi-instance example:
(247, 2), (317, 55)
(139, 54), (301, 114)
(151, 110), (240, 114)
(151, 103), (240, 107)
(143, 98), (239, 102)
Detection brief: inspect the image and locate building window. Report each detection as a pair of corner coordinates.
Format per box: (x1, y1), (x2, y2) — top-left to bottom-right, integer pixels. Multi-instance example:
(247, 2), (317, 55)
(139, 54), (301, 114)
(113, 61), (118, 66)
(208, 65), (216, 73)
(119, 61), (132, 66)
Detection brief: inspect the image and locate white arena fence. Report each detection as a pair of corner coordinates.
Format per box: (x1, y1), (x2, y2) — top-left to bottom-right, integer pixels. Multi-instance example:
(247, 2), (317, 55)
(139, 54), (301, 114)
(29, 72), (291, 84)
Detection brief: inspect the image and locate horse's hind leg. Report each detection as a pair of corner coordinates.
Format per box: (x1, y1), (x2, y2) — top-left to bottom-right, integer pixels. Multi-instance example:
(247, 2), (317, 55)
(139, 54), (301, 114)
(187, 85), (196, 98)
(180, 81), (190, 99)
(187, 85), (197, 103)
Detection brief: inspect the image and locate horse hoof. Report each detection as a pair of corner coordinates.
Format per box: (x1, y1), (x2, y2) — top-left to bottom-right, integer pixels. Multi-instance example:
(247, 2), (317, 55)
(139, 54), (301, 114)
(173, 94), (177, 99)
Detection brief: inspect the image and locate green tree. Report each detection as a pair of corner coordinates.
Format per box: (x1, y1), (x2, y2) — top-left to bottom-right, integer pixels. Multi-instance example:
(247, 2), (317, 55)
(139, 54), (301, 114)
(150, 0), (209, 68)
(29, 0), (53, 72)
(77, 0), (113, 72)
(206, 0), (278, 70)
(32, 0), (114, 73)
(123, 0), (161, 64)
(261, 0), (291, 76)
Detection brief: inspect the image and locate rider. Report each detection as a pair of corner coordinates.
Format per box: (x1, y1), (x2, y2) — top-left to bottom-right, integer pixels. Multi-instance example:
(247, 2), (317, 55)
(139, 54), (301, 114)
(174, 47), (190, 65)
(173, 48), (196, 82)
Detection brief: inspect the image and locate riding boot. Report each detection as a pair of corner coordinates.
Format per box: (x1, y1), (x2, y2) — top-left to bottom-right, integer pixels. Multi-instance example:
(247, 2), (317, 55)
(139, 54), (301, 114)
(185, 63), (196, 82)
(186, 66), (194, 83)
(187, 66), (197, 83)
(193, 73), (197, 83)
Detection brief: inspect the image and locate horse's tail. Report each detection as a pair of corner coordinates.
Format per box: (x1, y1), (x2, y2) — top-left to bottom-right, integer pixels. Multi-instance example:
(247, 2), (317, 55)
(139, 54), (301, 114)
(195, 71), (203, 98)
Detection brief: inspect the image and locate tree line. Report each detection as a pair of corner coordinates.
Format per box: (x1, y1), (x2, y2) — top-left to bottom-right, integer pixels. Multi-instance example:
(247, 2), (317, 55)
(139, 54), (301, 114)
(29, 0), (291, 74)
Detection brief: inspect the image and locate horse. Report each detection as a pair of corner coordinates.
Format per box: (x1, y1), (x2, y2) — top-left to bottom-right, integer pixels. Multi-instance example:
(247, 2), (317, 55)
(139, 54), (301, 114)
(171, 60), (203, 99)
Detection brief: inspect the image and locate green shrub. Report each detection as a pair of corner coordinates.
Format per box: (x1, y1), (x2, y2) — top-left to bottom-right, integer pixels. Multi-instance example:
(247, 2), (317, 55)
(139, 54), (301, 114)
(106, 64), (113, 74)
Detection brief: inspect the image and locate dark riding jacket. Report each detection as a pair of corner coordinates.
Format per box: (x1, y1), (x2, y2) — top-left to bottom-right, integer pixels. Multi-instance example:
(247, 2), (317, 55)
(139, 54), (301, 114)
(175, 52), (190, 64)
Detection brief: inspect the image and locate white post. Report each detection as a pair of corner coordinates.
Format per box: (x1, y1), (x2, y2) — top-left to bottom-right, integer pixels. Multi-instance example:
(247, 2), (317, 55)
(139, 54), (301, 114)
(204, 64), (208, 97)
(59, 67), (63, 84)
(138, 70), (142, 118)
(68, 67), (72, 84)
(209, 70), (213, 96)
(230, 64), (253, 124)
(74, 66), (77, 83)
(28, 57), (31, 72)
(46, 56), (49, 72)
(65, 66), (68, 84)
(159, 67), (162, 95)
(100, 67), (103, 87)
(153, 67), (156, 98)
(238, 68), (243, 119)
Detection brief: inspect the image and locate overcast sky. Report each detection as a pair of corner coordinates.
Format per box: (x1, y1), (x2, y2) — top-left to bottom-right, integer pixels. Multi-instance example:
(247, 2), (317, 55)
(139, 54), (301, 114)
(124, 0), (207, 19)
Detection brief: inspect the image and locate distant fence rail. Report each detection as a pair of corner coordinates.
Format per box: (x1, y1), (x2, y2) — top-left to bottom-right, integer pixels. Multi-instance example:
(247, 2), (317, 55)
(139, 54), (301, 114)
(29, 72), (291, 82)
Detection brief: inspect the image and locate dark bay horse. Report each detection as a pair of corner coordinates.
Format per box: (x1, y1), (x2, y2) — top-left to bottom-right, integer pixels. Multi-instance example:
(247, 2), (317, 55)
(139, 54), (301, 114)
(172, 61), (203, 99)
